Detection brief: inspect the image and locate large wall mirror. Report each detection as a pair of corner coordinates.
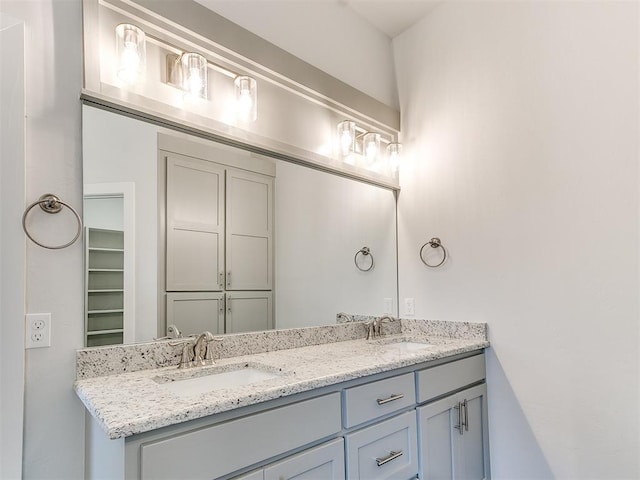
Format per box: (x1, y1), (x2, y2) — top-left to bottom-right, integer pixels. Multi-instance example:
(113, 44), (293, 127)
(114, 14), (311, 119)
(82, 105), (398, 346)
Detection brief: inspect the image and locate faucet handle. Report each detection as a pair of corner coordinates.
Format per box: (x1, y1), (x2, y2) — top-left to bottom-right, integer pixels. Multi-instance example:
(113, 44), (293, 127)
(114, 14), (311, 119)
(177, 342), (194, 369)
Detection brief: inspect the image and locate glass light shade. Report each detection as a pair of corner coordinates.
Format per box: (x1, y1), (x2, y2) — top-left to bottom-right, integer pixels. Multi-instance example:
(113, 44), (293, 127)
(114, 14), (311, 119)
(363, 132), (381, 167)
(180, 52), (207, 99)
(234, 76), (258, 122)
(337, 120), (356, 159)
(387, 143), (402, 173)
(115, 24), (146, 85)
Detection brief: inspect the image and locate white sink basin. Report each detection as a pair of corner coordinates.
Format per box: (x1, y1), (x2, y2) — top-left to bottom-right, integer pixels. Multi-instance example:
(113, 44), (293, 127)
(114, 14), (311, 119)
(377, 339), (434, 353)
(155, 364), (281, 398)
(385, 341), (434, 352)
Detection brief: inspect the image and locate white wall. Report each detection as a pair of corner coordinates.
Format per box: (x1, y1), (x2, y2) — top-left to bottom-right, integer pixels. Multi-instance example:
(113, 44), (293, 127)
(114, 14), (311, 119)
(195, 0), (399, 109)
(0, 1), (85, 478)
(393, 2), (639, 478)
(0, 13), (25, 480)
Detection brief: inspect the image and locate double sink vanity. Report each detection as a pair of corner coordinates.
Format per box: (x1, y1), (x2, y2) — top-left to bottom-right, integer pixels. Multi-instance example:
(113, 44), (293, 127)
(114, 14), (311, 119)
(75, 318), (490, 479)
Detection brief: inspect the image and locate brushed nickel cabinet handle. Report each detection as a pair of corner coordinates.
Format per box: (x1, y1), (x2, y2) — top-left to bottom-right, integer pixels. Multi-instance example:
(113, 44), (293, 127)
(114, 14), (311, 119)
(226, 271), (231, 286)
(376, 393), (405, 405)
(376, 450), (403, 467)
(462, 399), (469, 432)
(218, 272), (223, 288)
(454, 402), (463, 435)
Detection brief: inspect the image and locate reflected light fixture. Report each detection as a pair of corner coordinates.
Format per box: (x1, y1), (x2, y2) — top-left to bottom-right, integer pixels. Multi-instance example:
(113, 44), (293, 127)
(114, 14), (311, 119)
(387, 143), (402, 173)
(180, 52), (208, 99)
(115, 24), (146, 85)
(235, 75), (258, 122)
(337, 120), (356, 159)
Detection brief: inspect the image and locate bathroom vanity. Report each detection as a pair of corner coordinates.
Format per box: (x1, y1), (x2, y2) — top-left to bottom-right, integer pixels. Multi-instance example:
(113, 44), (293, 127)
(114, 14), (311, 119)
(76, 320), (490, 479)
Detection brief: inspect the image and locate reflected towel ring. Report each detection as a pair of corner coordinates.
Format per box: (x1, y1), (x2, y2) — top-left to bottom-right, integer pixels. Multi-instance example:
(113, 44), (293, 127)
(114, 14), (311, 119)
(22, 194), (83, 250)
(419, 237), (447, 268)
(354, 246), (374, 272)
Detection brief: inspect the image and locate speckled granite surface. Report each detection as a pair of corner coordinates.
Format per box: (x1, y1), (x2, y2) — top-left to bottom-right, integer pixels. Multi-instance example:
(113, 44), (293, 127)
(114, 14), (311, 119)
(75, 318), (488, 439)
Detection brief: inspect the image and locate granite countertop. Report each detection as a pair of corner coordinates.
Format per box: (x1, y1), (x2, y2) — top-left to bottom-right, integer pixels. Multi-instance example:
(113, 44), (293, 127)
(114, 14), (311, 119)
(75, 323), (489, 439)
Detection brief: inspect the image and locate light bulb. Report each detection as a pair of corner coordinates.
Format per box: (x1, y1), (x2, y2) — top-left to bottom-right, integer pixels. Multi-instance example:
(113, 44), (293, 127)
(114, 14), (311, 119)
(337, 121), (356, 159)
(340, 131), (353, 155)
(234, 76), (258, 122)
(187, 68), (203, 96)
(180, 53), (207, 99)
(238, 88), (253, 112)
(116, 24), (145, 85)
(363, 132), (381, 167)
(387, 143), (402, 173)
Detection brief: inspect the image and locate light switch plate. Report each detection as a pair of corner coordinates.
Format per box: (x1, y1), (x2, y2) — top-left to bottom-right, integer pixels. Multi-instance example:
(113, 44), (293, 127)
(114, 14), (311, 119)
(404, 298), (415, 316)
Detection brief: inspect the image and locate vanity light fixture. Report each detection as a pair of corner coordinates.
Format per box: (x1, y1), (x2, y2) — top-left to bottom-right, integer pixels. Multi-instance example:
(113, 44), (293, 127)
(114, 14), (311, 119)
(387, 143), (402, 173)
(337, 120), (356, 161)
(235, 75), (258, 122)
(115, 24), (146, 85)
(180, 52), (208, 99)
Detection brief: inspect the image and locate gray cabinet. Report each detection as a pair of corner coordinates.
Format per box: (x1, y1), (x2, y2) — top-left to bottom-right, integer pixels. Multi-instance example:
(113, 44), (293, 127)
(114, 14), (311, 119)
(164, 152), (274, 335)
(417, 384), (489, 480)
(166, 154), (225, 292)
(237, 438), (345, 480)
(166, 291), (273, 336)
(166, 292), (225, 335)
(345, 411), (418, 480)
(85, 351), (489, 480)
(136, 393), (341, 480)
(226, 168), (273, 291)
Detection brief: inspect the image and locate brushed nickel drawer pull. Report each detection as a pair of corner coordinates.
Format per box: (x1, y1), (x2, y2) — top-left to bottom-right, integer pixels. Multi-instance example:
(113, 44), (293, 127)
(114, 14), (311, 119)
(376, 450), (403, 467)
(376, 393), (405, 405)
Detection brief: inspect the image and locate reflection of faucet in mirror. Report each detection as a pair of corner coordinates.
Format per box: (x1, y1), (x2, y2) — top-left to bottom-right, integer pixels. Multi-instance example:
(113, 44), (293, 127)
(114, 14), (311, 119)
(154, 324), (183, 341)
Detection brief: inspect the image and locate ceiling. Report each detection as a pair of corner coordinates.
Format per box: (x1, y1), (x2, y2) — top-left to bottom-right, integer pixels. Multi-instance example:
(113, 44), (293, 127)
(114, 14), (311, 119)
(343, 0), (442, 38)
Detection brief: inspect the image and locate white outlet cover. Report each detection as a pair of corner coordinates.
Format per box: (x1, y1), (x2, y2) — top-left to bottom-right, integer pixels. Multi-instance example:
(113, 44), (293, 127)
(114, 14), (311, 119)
(25, 313), (51, 349)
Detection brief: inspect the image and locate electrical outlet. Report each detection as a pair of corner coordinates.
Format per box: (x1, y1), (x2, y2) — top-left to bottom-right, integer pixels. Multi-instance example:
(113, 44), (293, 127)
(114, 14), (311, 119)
(404, 298), (415, 316)
(383, 298), (393, 314)
(25, 313), (51, 349)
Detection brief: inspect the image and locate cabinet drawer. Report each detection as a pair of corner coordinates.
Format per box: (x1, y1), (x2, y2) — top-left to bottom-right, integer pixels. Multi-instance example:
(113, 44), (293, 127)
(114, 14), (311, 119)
(264, 438), (345, 480)
(416, 354), (485, 403)
(344, 372), (415, 428)
(345, 411), (418, 480)
(140, 393), (341, 480)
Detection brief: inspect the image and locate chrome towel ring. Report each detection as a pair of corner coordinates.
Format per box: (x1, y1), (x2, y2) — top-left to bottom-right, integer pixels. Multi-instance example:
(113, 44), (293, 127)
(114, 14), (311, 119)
(22, 193), (83, 250)
(354, 246), (374, 272)
(419, 237), (447, 268)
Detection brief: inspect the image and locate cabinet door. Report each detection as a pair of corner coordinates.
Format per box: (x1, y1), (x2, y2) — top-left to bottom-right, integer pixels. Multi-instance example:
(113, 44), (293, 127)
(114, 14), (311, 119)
(226, 291), (273, 333)
(417, 394), (458, 480)
(166, 155), (225, 291)
(456, 384), (489, 480)
(264, 438), (345, 480)
(417, 384), (489, 480)
(226, 168), (273, 290)
(166, 292), (224, 336)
